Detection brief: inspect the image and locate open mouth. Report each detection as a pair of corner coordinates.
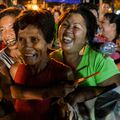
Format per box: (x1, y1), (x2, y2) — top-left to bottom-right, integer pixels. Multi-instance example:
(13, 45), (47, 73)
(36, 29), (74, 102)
(6, 39), (16, 47)
(24, 53), (37, 58)
(24, 53), (38, 64)
(63, 36), (73, 44)
(25, 53), (34, 57)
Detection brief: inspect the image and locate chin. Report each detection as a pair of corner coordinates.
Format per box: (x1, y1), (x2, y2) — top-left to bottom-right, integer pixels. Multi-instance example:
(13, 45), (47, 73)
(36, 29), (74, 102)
(25, 59), (39, 66)
(62, 43), (73, 51)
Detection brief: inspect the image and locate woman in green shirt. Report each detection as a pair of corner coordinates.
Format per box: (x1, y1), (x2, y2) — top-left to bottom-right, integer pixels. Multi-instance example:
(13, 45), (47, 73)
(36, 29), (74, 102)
(50, 6), (120, 104)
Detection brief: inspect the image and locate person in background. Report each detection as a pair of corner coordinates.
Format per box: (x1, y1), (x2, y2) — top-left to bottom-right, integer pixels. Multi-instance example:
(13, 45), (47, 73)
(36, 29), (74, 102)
(0, 3), (7, 11)
(0, 7), (22, 120)
(0, 7), (22, 113)
(52, 9), (61, 49)
(9, 9), (74, 120)
(99, 1), (111, 22)
(0, 8), (23, 99)
(0, 3), (7, 50)
(0, 7), (22, 71)
(11, 0), (25, 10)
(79, 3), (99, 24)
(98, 13), (120, 70)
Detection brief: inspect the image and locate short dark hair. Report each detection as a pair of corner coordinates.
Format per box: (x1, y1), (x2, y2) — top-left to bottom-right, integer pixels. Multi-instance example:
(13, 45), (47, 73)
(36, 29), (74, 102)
(13, 9), (55, 43)
(0, 3), (7, 11)
(0, 7), (21, 19)
(104, 13), (120, 39)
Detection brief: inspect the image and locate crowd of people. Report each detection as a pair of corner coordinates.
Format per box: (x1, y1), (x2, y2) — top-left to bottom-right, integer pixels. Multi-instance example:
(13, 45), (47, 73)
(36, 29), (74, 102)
(0, 1), (120, 120)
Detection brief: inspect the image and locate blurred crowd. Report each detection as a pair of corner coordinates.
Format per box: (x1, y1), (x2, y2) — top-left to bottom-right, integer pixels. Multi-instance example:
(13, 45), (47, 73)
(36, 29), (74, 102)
(0, 0), (120, 120)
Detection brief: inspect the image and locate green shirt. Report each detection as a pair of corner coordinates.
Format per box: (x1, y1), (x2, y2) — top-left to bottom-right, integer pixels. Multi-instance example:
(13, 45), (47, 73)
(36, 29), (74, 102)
(49, 46), (120, 86)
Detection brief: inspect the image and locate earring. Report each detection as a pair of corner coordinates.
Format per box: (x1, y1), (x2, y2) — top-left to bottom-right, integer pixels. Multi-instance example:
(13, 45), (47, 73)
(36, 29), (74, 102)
(79, 46), (86, 55)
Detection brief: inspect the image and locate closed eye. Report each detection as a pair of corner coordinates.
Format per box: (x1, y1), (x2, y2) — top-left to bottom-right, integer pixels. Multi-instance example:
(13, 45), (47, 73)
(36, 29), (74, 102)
(19, 37), (25, 43)
(0, 28), (4, 32)
(73, 26), (81, 30)
(31, 37), (38, 43)
(62, 22), (69, 28)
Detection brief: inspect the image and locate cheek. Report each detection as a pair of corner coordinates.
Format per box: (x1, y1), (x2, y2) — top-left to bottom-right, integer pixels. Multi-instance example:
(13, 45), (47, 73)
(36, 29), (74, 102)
(1, 31), (5, 42)
(75, 30), (86, 39)
(104, 27), (110, 34)
(18, 43), (25, 53)
(75, 31), (87, 45)
(34, 42), (46, 50)
(34, 43), (48, 55)
(2, 30), (8, 39)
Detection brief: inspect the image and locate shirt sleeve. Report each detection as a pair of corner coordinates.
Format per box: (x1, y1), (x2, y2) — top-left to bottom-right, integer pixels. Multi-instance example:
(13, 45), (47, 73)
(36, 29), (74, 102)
(95, 57), (120, 84)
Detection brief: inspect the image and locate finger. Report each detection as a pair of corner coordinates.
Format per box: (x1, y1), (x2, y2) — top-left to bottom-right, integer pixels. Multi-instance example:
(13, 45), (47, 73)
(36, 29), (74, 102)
(20, 56), (26, 65)
(17, 56), (24, 64)
(64, 93), (73, 102)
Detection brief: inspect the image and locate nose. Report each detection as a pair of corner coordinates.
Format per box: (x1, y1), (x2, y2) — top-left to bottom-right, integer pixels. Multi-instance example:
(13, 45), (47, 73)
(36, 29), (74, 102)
(66, 25), (73, 33)
(25, 39), (33, 48)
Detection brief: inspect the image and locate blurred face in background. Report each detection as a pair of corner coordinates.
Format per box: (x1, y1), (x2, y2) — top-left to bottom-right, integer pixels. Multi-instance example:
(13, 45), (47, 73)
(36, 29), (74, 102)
(0, 15), (16, 49)
(101, 16), (116, 41)
(12, 0), (17, 5)
(101, 3), (110, 14)
(54, 11), (61, 23)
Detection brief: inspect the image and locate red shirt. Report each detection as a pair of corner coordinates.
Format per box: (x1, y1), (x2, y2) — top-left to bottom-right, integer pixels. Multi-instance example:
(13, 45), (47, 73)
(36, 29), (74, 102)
(14, 59), (69, 120)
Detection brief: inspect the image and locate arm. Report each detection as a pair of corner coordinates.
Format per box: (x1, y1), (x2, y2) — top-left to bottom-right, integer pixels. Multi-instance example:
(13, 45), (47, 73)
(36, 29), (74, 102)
(65, 73), (120, 106)
(10, 62), (75, 100)
(98, 73), (120, 86)
(0, 61), (14, 100)
(10, 84), (70, 100)
(11, 74), (119, 101)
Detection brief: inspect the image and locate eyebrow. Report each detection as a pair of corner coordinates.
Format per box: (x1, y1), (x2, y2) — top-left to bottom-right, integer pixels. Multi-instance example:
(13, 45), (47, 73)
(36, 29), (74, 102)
(0, 24), (13, 30)
(73, 23), (83, 25)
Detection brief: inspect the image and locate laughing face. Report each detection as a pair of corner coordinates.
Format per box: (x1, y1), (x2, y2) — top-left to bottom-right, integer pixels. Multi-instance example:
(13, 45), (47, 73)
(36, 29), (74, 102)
(0, 15), (16, 48)
(17, 25), (49, 66)
(58, 13), (87, 54)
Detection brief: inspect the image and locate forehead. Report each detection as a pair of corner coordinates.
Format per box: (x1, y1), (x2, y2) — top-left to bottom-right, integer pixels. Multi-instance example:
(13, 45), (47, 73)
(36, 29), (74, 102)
(0, 15), (15, 26)
(18, 25), (42, 37)
(63, 13), (85, 24)
(102, 3), (110, 8)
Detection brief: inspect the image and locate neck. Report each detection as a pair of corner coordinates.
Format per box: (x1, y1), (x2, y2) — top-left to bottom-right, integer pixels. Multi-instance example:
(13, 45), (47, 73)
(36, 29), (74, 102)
(63, 46), (86, 70)
(28, 57), (49, 75)
(64, 52), (82, 70)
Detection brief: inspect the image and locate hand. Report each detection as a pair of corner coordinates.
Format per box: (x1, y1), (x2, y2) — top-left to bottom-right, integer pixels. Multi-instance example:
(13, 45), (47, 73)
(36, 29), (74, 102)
(9, 48), (25, 64)
(10, 85), (23, 99)
(64, 84), (75, 96)
(64, 90), (85, 106)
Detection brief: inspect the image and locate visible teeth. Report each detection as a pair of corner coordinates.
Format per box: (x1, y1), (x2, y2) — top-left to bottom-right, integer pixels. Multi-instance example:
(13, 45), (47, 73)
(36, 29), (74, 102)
(25, 54), (33, 57)
(63, 36), (72, 41)
(6, 39), (16, 46)
(6, 39), (15, 43)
